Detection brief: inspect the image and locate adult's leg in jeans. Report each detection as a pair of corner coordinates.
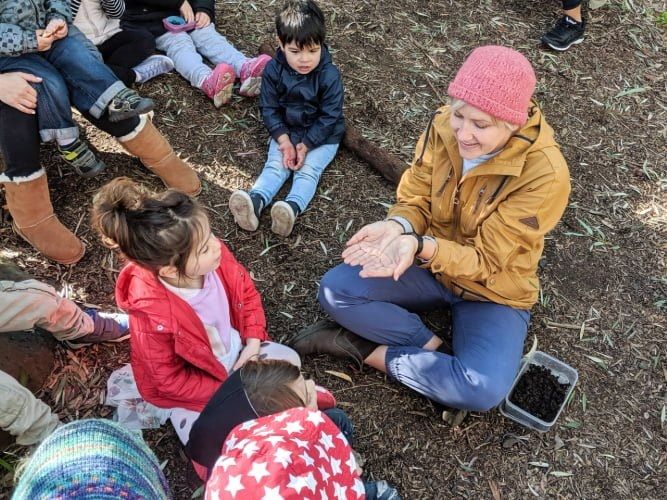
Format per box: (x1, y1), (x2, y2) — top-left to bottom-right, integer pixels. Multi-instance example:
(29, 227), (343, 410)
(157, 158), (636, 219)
(383, 301), (529, 411)
(98, 29), (156, 86)
(156, 31), (211, 88)
(0, 102), (41, 182)
(190, 24), (247, 76)
(41, 27), (125, 118)
(318, 263), (445, 348)
(285, 143), (338, 212)
(0, 370), (59, 445)
(249, 139), (293, 206)
(0, 56), (78, 143)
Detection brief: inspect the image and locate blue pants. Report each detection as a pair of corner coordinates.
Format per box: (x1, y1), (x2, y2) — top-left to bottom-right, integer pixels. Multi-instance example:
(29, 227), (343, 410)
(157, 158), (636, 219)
(250, 139), (339, 212)
(0, 27), (123, 143)
(319, 264), (530, 412)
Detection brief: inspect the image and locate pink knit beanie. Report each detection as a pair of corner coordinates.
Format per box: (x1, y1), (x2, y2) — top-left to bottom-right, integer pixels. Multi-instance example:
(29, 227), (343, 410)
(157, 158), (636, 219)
(447, 46), (536, 125)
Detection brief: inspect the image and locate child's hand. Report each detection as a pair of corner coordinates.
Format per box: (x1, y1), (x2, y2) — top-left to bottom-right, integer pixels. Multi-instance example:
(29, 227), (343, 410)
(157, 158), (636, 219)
(295, 143), (308, 169)
(180, 0), (195, 23)
(278, 139), (297, 169)
(233, 338), (261, 371)
(195, 12), (211, 28)
(36, 30), (53, 51)
(44, 19), (68, 40)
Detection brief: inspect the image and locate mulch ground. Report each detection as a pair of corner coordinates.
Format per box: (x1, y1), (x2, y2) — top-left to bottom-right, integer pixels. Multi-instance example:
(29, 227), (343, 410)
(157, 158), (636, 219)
(1, 1), (666, 498)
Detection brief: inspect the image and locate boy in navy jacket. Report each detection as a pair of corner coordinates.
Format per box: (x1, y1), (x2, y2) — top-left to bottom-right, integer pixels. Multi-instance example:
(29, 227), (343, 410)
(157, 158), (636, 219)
(229, 0), (345, 237)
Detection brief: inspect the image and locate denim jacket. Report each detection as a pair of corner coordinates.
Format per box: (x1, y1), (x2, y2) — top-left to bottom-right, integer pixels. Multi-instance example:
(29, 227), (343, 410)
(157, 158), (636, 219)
(0, 0), (71, 56)
(260, 45), (345, 149)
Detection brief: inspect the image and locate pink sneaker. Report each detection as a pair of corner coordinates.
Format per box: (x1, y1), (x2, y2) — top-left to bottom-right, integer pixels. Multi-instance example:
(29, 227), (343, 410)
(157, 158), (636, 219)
(239, 54), (272, 97)
(201, 63), (235, 107)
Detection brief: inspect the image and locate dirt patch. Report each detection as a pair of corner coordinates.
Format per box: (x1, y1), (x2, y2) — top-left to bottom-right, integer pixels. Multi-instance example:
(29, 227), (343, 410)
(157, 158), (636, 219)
(509, 365), (569, 422)
(2, 0), (666, 499)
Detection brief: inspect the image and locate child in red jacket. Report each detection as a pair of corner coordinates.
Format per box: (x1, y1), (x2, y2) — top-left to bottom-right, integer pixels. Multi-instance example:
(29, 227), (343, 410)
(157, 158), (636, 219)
(91, 177), (300, 443)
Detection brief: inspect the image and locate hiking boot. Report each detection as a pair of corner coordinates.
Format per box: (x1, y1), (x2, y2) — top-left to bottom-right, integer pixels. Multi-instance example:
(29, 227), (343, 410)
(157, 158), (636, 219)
(58, 138), (106, 178)
(108, 88), (155, 122)
(229, 190), (262, 231)
(541, 16), (586, 51)
(134, 55), (175, 84)
(66, 309), (130, 348)
(239, 54), (272, 97)
(270, 200), (298, 237)
(201, 63), (235, 107)
(289, 320), (378, 370)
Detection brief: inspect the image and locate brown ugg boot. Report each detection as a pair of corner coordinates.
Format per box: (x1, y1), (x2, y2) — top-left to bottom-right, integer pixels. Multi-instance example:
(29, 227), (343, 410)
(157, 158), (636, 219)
(118, 118), (201, 196)
(3, 175), (85, 265)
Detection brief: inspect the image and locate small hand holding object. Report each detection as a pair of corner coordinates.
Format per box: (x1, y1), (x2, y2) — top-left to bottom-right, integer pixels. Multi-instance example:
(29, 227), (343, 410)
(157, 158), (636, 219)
(44, 18), (68, 40)
(342, 220), (403, 267)
(357, 234), (418, 281)
(294, 143), (308, 170)
(278, 139), (297, 169)
(0, 72), (42, 114)
(180, 0), (195, 23)
(195, 11), (211, 28)
(36, 29), (53, 51)
(232, 338), (261, 371)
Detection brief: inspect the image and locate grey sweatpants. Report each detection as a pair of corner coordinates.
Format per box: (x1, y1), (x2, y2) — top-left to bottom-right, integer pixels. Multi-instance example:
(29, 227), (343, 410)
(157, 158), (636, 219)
(0, 279), (94, 340)
(0, 370), (59, 445)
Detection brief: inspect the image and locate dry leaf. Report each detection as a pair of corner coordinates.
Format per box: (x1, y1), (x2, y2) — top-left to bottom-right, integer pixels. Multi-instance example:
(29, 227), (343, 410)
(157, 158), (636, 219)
(324, 370), (353, 383)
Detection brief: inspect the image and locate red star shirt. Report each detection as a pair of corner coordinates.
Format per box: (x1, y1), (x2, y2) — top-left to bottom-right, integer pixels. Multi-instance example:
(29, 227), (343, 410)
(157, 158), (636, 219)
(205, 407), (365, 499)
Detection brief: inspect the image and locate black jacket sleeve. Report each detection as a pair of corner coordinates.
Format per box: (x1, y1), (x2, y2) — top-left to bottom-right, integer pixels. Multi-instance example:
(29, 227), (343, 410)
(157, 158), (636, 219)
(124, 0), (184, 10)
(260, 61), (290, 142)
(191, 0), (214, 19)
(302, 65), (344, 149)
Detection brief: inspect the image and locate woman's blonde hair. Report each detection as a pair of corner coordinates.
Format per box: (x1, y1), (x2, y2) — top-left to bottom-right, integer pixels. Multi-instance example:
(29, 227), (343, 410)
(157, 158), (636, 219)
(450, 98), (519, 132)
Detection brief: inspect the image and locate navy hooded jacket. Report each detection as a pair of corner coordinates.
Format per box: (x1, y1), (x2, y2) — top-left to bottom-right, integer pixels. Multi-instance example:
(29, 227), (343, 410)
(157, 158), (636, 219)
(260, 46), (345, 150)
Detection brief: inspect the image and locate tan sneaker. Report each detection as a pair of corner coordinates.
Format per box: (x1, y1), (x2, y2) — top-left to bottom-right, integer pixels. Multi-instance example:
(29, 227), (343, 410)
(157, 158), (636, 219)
(229, 190), (260, 231)
(270, 201), (296, 237)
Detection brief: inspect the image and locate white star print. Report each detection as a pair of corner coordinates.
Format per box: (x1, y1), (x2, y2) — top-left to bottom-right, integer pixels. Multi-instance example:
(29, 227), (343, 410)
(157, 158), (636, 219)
(319, 432), (334, 450)
(261, 486), (284, 500)
(300, 450), (315, 467)
(239, 420), (256, 431)
(254, 425), (271, 436)
(291, 437), (309, 449)
(318, 464), (331, 483)
(207, 488), (221, 500)
(233, 438), (249, 450)
(334, 482), (348, 500)
(315, 444), (328, 460)
(330, 457), (342, 475)
(304, 471), (317, 492)
(352, 478), (365, 497)
(242, 441), (259, 458)
(215, 456), (236, 472)
(286, 474), (309, 494)
(247, 461), (271, 483)
(265, 435), (285, 446)
(335, 432), (349, 445)
(224, 475), (245, 497)
(224, 436), (238, 451)
(273, 447), (292, 468)
(319, 488), (330, 500)
(273, 411), (290, 422)
(346, 453), (357, 473)
(283, 420), (304, 434)
(306, 411), (325, 426)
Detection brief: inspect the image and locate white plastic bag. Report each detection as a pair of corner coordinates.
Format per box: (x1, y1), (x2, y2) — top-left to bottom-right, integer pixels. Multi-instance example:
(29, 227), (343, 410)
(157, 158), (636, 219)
(105, 364), (171, 430)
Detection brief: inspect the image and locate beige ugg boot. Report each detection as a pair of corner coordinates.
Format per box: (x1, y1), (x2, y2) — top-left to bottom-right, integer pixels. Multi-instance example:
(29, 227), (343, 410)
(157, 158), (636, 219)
(3, 175), (85, 265)
(118, 117), (201, 196)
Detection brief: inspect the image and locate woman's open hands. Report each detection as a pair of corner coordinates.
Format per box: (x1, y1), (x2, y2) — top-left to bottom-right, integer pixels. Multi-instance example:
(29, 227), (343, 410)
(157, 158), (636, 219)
(355, 234), (418, 280)
(342, 220), (403, 267)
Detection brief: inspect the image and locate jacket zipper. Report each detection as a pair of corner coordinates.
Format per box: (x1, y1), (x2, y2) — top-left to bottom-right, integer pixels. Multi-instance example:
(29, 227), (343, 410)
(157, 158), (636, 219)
(472, 183), (488, 214)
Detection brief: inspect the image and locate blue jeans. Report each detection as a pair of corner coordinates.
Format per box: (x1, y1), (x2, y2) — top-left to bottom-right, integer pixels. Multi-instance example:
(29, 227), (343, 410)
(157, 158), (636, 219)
(250, 139), (339, 212)
(319, 264), (530, 412)
(0, 28), (123, 142)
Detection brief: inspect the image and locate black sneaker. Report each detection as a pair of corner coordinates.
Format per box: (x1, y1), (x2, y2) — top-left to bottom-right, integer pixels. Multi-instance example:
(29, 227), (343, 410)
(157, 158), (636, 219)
(541, 16), (586, 51)
(58, 139), (106, 177)
(107, 88), (155, 122)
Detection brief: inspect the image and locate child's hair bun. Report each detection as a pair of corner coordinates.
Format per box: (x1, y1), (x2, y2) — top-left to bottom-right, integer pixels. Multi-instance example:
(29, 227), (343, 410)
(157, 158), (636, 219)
(93, 176), (146, 213)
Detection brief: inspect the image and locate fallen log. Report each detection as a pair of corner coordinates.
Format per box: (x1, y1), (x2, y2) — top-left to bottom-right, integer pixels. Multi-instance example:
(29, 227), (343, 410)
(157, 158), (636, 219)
(258, 42), (408, 185)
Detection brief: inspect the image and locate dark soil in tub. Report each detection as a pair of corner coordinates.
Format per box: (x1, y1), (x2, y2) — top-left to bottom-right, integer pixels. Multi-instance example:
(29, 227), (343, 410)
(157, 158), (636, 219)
(509, 365), (570, 422)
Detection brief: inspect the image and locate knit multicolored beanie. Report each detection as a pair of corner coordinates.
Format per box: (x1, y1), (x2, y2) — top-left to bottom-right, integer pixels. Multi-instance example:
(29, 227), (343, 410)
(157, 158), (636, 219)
(447, 45), (536, 125)
(12, 419), (171, 499)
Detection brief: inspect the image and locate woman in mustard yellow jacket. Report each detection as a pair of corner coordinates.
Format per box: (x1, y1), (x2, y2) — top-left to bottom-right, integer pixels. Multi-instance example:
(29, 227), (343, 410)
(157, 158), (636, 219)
(292, 46), (571, 411)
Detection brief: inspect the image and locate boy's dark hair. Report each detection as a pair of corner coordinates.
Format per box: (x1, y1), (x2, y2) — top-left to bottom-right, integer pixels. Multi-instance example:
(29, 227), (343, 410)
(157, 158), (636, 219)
(276, 0), (326, 48)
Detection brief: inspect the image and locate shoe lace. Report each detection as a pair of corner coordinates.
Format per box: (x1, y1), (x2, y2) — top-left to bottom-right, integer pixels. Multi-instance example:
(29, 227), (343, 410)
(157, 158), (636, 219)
(550, 16), (576, 37)
(59, 140), (96, 171)
(112, 88), (142, 109)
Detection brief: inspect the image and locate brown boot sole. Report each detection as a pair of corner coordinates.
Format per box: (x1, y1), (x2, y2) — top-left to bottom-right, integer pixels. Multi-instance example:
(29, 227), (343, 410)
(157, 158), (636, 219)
(12, 221), (85, 265)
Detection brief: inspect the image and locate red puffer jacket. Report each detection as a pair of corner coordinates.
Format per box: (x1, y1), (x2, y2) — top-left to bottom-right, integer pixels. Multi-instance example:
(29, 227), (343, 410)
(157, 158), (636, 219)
(115, 241), (268, 412)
